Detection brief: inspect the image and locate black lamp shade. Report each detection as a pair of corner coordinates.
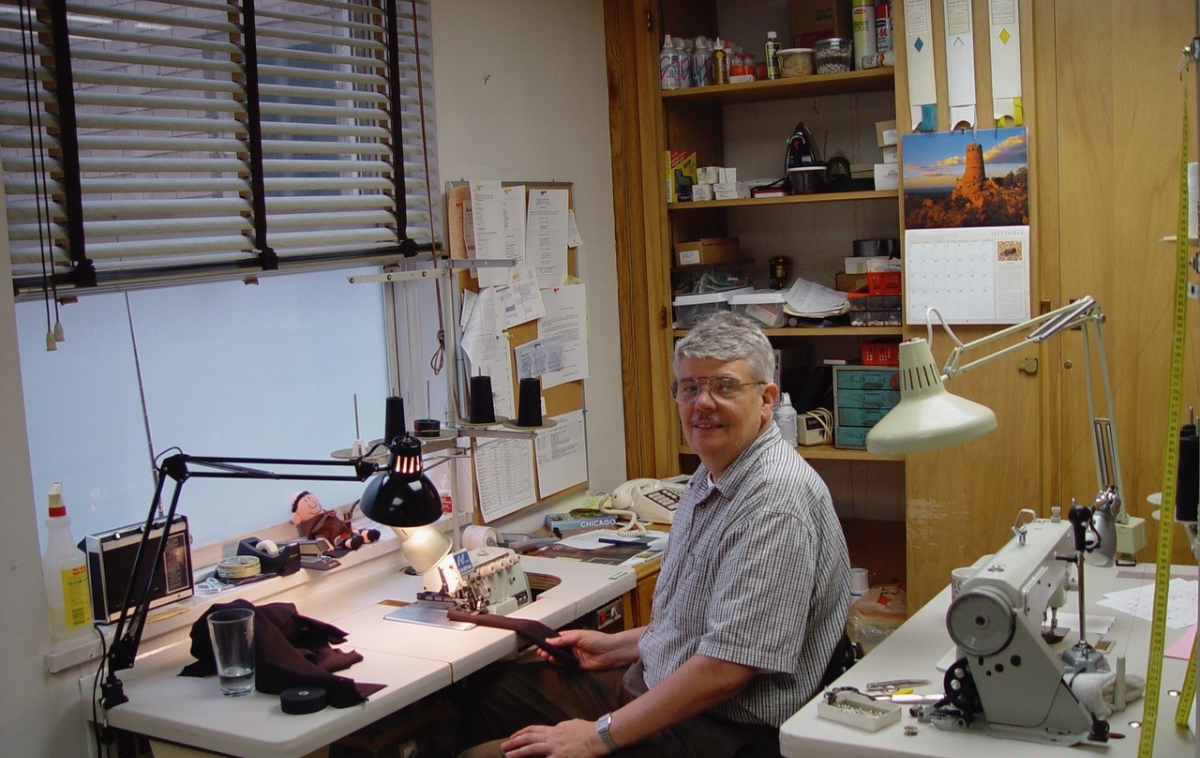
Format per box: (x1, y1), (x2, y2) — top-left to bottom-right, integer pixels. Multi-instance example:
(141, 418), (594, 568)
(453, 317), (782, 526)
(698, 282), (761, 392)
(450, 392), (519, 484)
(359, 436), (442, 527)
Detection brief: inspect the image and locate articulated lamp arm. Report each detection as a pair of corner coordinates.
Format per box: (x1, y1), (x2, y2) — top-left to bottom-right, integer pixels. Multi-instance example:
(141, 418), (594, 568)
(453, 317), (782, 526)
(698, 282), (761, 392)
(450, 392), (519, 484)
(867, 297), (1128, 531)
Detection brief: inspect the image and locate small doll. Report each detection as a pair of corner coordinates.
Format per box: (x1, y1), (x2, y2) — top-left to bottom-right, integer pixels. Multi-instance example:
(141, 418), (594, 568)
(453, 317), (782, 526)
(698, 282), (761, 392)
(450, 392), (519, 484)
(290, 491), (380, 551)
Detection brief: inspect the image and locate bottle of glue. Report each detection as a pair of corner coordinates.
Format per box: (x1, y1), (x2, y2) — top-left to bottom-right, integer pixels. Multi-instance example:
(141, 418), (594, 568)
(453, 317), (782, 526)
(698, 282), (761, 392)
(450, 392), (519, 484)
(42, 483), (93, 640)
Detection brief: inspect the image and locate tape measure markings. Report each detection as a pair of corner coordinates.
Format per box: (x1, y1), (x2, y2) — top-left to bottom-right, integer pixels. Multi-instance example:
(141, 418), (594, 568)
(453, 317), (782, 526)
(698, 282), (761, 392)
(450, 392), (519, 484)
(1139, 76), (1190, 758)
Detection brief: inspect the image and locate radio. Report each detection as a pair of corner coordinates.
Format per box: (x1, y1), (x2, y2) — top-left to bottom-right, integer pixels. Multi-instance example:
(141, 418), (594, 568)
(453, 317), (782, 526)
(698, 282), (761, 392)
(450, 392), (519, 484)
(85, 514), (194, 624)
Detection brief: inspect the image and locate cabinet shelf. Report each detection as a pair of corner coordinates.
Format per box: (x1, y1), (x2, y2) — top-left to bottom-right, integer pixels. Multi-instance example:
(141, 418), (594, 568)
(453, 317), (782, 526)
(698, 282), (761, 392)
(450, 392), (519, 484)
(680, 443), (903, 463)
(667, 189), (897, 211)
(673, 326), (903, 338)
(662, 68), (895, 105)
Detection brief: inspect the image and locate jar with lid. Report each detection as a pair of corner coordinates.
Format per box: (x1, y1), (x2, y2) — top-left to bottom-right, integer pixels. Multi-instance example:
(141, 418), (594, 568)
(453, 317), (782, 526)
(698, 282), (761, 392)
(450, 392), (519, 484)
(813, 38), (852, 74)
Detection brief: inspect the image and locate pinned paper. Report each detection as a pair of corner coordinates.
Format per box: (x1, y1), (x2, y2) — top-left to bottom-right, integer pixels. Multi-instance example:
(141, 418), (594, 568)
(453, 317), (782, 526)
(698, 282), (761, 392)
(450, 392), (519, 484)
(944, 0), (977, 130)
(989, 0), (1024, 125)
(904, 0), (938, 131)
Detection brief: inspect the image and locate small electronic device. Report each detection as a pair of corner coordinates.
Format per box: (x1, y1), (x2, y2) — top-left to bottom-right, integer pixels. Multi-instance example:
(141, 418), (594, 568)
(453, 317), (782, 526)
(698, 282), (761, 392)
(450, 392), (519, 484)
(86, 515), (194, 624)
(797, 412), (830, 446)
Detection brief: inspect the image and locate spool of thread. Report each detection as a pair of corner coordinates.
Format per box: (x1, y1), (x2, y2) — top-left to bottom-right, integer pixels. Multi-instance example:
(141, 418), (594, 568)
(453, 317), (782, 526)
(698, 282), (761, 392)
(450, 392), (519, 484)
(384, 396), (406, 445)
(1176, 423), (1199, 522)
(516, 377), (543, 427)
(469, 376), (496, 424)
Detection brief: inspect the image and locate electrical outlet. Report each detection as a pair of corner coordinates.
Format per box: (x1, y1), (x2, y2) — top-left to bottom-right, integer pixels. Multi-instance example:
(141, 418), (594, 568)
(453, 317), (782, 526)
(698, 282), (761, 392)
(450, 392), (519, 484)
(1116, 516), (1148, 556)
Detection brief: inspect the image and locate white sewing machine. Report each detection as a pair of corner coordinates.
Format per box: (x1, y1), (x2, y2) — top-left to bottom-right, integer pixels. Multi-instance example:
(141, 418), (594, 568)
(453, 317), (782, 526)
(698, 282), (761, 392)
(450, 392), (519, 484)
(920, 510), (1110, 746)
(419, 545), (531, 615)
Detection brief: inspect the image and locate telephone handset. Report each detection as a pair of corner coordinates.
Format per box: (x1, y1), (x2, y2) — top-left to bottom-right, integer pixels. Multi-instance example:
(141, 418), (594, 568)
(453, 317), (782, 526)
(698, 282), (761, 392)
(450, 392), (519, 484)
(605, 478), (686, 525)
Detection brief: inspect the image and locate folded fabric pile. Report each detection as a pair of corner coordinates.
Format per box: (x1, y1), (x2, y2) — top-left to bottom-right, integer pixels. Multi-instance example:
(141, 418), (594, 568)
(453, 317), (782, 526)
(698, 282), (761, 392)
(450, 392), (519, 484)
(179, 598), (384, 707)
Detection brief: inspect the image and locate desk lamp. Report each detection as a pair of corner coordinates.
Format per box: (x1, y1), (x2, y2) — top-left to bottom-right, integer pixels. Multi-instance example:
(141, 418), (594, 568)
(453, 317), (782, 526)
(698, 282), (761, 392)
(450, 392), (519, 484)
(866, 296), (1146, 565)
(99, 434), (441, 710)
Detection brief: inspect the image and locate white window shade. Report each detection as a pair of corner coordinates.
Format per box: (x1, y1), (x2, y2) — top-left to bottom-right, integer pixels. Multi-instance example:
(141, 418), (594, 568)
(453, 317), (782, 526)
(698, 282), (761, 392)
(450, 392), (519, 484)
(0, 0), (438, 294)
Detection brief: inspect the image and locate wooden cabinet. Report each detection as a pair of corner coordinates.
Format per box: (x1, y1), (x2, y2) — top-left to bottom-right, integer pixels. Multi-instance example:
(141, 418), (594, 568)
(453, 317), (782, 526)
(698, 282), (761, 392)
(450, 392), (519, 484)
(604, 0), (907, 590)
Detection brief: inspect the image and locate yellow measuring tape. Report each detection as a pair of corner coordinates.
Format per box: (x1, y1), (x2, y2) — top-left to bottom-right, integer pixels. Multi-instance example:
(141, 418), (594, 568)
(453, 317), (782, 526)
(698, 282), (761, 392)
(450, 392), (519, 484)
(1138, 74), (1190, 758)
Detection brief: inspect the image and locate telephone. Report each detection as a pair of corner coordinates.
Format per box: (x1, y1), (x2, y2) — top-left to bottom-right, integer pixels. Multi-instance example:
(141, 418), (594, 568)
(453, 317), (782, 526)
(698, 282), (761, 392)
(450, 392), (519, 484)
(603, 478), (687, 526)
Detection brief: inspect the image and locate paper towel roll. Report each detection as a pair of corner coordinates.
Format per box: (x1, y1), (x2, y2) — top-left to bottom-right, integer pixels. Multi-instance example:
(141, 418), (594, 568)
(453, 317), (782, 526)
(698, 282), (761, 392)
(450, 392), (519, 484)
(463, 525), (500, 549)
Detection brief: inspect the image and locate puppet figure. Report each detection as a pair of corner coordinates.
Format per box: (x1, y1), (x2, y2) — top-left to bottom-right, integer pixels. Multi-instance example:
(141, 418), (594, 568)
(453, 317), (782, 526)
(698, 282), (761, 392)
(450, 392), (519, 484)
(290, 491), (380, 551)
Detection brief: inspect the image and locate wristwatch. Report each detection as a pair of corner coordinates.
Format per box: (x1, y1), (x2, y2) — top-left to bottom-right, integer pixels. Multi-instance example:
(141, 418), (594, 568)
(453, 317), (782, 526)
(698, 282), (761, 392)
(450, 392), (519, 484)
(596, 712), (618, 752)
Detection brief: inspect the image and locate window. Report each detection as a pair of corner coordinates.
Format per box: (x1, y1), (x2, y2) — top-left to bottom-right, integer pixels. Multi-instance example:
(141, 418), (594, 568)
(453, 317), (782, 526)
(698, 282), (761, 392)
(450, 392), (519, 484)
(16, 268), (392, 547)
(1, 0), (441, 548)
(0, 0), (438, 293)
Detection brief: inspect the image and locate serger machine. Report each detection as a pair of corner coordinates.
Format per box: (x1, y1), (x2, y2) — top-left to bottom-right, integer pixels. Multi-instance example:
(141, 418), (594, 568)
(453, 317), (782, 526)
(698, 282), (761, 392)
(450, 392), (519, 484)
(917, 508), (1111, 746)
(420, 544), (532, 615)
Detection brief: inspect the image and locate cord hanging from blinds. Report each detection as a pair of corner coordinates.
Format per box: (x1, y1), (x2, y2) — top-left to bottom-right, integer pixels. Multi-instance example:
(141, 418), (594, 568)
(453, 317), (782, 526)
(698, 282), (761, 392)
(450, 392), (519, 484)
(0, 0), (439, 296)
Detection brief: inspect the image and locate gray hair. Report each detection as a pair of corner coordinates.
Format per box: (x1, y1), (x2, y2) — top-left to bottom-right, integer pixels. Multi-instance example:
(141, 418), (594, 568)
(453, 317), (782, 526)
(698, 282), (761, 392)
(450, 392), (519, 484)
(674, 311), (775, 383)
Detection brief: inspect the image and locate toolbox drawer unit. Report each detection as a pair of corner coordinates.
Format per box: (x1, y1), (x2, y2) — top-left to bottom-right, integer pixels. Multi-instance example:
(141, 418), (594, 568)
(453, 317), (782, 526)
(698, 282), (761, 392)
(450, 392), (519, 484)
(833, 366), (900, 449)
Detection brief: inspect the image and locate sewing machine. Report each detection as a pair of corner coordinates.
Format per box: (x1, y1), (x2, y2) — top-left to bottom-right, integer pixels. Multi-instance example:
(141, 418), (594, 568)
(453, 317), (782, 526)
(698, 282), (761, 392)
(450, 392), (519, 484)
(919, 510), (1110, 746)
(419, 545), (532, 615)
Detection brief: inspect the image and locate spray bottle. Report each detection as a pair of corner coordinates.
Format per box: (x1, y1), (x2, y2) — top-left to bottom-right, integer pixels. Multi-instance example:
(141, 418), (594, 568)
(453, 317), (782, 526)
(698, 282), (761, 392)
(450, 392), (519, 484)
(775, 393), (798, 447)
(42, 483), (93, 640)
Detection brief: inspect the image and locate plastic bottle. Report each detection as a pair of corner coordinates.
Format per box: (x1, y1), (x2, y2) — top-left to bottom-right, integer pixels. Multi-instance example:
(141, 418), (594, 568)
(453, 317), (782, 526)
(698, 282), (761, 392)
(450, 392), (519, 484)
(659, 34), (680, 90)
(692, 36), (712, 87)
(675, 37), (693, 88)
(765, 31), (781, 79)
(712, 37), (728, 85)
(775, 392), (798, 447)
(42, 483), (93, 640)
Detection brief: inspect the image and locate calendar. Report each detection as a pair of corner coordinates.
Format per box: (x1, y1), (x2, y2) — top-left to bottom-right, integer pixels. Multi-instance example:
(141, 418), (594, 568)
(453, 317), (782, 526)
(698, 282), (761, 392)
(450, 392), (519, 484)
(904, 225), (1030, 325)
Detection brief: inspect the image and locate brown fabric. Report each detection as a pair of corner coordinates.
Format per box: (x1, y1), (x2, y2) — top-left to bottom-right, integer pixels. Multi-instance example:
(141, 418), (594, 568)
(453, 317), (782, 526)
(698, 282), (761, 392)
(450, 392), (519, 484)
(446, 610), (579, 668)
(179, 599), (384, 707)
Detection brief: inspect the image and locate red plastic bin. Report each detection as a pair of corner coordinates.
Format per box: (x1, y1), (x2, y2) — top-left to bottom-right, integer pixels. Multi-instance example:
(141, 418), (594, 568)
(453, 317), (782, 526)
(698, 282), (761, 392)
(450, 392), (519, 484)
(861, 341), (900, 366)
(867, 270), (901, 295)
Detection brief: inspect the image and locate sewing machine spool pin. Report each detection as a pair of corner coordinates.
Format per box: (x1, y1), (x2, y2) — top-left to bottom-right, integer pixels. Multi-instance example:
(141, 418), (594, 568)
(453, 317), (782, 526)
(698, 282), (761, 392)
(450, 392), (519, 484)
(1061, 503), (1110, 674)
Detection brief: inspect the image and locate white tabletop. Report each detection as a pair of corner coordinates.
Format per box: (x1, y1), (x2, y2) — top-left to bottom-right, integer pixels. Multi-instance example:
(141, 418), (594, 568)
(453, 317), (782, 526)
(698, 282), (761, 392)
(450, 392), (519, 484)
(84, 554), (636, 758)
(780, 563), (1198, 758)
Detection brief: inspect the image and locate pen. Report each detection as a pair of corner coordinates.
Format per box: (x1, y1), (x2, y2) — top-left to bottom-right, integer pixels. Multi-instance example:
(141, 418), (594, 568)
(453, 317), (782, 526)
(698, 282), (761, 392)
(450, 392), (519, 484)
(599, 537), (651, 548)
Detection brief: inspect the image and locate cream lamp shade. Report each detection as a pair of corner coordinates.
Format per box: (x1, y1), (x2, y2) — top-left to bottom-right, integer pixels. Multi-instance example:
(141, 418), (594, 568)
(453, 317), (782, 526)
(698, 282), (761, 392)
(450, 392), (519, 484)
(393, 525), (452, 574)
(865, 338), (998, 455)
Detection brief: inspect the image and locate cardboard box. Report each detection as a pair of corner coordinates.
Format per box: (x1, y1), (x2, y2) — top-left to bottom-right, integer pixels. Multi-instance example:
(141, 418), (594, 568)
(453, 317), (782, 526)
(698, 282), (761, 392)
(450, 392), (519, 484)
(713, 181), (750, 200)
(789, 0), (853, 49)
(691, 184), (714, 202)
(875, 119), (897, 148)
(697, 166), (722, 184)
(719, 166), (738, 184)
(844, 255), (893, 274)
(835, 272), (869, 292)
(665, 150), (697, 203)
(675, 237), (741, 267)
(881, 145), (898, 164)
(874, 163), (899, 190)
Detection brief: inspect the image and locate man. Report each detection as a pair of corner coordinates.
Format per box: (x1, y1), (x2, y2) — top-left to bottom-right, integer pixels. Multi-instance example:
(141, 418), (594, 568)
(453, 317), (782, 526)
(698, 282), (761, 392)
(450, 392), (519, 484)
(459, 311), (850, 758)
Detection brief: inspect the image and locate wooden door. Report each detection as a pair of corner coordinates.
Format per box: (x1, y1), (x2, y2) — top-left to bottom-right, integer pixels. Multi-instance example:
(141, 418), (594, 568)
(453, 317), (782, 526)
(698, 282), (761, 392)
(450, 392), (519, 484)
(1042, 0), (1198, 567)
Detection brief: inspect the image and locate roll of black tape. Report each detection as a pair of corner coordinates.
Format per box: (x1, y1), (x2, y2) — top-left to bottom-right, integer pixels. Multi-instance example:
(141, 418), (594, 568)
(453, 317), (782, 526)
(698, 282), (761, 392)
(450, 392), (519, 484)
(280, 686), (328, 715)
(1177, 423), (1199, 522)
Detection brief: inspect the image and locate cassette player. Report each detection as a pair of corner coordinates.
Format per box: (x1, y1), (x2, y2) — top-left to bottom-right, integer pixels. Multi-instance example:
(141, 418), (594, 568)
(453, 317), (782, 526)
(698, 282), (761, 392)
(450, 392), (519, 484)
(85, 514), (194, 624)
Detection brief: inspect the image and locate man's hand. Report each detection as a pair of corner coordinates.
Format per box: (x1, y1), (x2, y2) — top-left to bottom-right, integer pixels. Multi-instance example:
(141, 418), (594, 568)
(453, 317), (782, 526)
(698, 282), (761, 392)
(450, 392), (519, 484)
(538, 628), (639, 670)
(500, 718), (609, 758)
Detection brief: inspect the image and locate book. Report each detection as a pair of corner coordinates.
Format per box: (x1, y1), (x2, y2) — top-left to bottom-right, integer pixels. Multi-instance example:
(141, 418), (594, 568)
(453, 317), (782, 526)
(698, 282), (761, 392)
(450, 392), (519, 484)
(544, 511), (619, 533)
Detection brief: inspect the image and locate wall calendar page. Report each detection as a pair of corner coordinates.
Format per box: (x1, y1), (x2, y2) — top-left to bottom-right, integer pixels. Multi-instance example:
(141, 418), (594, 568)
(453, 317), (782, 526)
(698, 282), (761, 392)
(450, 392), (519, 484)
(904, 225), (1030, 325)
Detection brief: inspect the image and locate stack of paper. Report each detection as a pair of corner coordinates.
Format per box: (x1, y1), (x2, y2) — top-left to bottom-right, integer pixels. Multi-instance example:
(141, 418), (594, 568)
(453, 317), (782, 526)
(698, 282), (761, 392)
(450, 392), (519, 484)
(782, 277), (850, 318)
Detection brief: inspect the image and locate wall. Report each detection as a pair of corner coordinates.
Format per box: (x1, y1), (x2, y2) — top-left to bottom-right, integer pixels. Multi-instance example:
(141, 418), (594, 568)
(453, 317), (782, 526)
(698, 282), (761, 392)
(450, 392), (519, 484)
(431, 0), (625, 533)
(0, 2), (620, 754)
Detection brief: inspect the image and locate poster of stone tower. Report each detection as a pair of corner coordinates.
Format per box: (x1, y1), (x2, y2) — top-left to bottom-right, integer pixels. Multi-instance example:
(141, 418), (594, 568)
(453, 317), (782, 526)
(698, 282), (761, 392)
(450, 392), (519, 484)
(901, 127), (1029, 230)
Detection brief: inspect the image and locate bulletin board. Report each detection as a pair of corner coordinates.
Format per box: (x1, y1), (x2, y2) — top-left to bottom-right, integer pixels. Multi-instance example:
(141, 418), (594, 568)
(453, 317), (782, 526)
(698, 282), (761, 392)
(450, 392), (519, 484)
(445, 180), (588, 524)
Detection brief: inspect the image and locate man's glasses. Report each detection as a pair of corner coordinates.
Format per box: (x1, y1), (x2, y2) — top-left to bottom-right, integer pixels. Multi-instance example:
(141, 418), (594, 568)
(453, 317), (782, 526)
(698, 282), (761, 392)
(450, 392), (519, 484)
(669, 376), (766, 404)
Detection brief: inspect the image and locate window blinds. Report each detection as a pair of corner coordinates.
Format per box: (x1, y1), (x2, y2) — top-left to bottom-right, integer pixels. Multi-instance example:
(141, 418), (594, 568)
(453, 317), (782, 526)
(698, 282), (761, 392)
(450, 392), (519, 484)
(0, 0), (438, 294)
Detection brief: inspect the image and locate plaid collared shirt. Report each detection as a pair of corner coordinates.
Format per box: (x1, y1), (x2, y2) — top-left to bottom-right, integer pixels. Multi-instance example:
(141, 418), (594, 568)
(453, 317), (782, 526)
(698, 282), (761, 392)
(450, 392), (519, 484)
(638, 423), (850, 727)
